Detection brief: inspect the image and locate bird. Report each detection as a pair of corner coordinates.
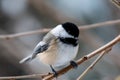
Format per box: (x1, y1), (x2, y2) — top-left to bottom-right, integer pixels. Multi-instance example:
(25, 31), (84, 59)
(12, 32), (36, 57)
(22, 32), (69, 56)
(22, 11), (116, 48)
(20, 22), (79, 76)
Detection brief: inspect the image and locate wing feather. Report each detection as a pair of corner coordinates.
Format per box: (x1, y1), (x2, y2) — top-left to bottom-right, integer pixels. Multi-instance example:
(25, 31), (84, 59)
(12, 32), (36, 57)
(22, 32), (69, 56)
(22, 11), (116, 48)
(31, 42), (49, 59)
(19, 42), (49, 63)
(19, 33), (56, 64)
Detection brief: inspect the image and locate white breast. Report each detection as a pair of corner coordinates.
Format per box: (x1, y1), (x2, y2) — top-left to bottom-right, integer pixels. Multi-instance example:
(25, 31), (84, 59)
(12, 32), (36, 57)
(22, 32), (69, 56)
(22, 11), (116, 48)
(53, 41), (79, 67)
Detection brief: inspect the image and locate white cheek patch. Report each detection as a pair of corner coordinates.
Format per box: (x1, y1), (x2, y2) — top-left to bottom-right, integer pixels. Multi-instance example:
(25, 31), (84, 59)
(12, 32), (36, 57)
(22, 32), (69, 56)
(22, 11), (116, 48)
(50, 25), (74, 38)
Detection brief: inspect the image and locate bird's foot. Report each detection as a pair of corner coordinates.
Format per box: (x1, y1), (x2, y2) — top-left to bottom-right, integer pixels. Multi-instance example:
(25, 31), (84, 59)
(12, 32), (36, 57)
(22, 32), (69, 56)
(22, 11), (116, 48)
(52, 70), (58, 77)
(70, 61), (78, 68)
(50, 65), (58, 77)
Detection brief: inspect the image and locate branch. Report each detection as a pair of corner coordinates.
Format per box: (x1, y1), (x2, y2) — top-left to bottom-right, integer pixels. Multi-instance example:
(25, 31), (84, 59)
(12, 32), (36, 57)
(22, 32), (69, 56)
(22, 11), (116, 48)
(0, 28), (51, 40)
(0, 19), (120, 39)
(0, 35), (119, 80)
(79, 19), (120, 30)
(77, 48), (111, 80)
(111, 0), (120, 8)
(0, 74), (45, 80)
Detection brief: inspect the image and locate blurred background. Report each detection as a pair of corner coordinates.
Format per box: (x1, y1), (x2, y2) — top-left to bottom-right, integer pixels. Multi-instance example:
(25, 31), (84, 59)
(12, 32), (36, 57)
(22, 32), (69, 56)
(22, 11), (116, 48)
(0, 0), (120, 80)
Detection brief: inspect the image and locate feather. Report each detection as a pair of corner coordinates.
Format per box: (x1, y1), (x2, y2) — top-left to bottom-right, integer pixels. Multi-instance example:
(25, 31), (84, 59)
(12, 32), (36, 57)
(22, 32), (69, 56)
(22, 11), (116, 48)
(19, 55), (32, 63)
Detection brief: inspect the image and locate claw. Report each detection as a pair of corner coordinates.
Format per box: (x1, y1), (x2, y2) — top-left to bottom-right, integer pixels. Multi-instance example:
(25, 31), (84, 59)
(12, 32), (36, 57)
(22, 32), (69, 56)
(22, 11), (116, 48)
(70, 61), (78, 68)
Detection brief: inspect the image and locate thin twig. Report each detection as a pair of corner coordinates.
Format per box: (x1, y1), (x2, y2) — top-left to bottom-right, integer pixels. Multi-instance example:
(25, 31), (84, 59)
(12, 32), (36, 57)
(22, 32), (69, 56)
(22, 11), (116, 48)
(111, 0), (120, 8)
(0, 74), (46, 80)
(0, 19), (120, 39)
(77, 48), (111, 80)
(79, 19), (120, 30)
(0, 28), (51, 39)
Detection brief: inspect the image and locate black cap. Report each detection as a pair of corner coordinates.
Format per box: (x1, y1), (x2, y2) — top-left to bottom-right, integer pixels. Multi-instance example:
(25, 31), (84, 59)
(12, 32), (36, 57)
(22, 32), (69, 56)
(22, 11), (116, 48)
(62, 22), (79, 37)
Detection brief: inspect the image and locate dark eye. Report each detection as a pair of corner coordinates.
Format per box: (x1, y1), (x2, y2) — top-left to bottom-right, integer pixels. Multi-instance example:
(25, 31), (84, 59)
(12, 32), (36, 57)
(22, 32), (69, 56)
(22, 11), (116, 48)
(68, 30), (71, 33)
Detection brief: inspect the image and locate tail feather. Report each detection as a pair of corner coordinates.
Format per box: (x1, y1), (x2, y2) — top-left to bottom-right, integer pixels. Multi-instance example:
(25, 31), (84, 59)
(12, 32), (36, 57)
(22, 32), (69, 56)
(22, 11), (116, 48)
(19, 55), (32, 64)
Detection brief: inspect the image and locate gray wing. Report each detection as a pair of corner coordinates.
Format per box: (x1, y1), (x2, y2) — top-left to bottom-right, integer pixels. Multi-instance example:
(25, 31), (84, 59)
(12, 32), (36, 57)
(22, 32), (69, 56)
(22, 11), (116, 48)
(32, 42), (49, 59)
(19, 41), (49, 63)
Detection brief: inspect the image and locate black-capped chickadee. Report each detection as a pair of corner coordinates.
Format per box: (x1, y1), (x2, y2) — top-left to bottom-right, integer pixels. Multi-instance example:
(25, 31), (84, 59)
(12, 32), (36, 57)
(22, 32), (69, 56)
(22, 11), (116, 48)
(20, 22), (79, 76)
